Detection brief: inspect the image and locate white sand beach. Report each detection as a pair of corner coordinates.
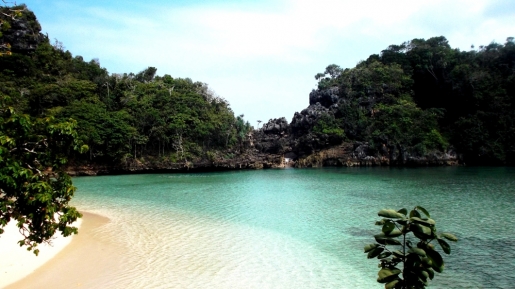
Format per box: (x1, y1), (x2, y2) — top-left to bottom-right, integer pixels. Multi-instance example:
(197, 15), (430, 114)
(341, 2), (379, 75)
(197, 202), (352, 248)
(0, 217), (82, 288)
(1, 212), (124, 289)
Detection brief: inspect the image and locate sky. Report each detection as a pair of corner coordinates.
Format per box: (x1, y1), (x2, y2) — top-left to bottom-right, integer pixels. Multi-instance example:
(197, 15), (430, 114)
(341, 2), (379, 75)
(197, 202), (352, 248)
(14, 0), (515, 126)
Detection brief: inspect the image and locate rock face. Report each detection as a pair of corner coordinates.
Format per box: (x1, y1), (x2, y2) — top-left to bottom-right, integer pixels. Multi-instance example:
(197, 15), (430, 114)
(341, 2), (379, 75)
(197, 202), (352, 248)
(66, 152), (286, 176)
(290, 102), (329, 135)
(254, 118), (291, 154)
(309, 87), (339, 107)
(1, 7), (45, 53)
(289, 102), (346, 155)
(67, 131), (460, 176)
(262, 117), (289, 134)
(294, 143), (459, 168)
(249, 83), (462, 168)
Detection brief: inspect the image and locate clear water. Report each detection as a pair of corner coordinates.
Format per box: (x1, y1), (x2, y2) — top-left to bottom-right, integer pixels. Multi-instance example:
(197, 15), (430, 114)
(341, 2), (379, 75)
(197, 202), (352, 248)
(72, 167), (515, 288)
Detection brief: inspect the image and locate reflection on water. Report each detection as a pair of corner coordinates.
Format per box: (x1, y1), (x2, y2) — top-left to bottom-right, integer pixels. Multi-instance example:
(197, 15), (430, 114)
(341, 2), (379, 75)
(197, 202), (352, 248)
(73, 167), (515, 288)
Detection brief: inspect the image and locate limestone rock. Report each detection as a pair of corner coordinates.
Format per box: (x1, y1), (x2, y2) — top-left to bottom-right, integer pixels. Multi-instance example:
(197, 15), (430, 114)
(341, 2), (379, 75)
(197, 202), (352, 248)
(262, 117), (289, 134)
(290, 102), (329, 135)
(309, 87), (339, 107)
(1, 8), (45, 53)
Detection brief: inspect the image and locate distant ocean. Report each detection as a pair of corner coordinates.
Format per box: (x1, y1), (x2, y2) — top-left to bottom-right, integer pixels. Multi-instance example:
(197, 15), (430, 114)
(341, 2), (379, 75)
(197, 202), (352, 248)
(72, 167), (515, 288)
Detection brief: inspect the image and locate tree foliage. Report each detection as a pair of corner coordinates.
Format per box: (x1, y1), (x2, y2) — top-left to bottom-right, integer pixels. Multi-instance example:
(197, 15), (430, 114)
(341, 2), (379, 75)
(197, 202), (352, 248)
(0, 6), (252, 167)
(0, 96), (87, 255)
(364, 206), (458, 289)
(315, 36), (515, 164)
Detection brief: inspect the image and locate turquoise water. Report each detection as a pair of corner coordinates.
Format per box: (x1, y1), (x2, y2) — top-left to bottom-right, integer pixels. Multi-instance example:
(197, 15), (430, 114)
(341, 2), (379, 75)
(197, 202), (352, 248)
(72, 167), (515, 288)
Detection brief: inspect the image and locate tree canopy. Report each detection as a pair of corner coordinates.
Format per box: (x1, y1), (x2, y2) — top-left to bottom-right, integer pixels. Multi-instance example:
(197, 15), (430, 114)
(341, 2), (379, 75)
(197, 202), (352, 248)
(0, 96), (86, 255)
(0, 6), (253, 168)
(311, 36), (515, 164)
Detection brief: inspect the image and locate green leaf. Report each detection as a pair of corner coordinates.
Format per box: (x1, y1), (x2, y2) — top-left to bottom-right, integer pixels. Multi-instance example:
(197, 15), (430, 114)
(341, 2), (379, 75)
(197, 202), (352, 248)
(367, 246), (384, 259)
(385, 229), (403, 237)
(377, 268), (402, 283)
(440, 232), (458, 242)
(375, 219), (386, 226)
(427, 267), (435, 280)
(408, 247), (426, 257)
(412, 231), (430, 241)
(395, 218), (408, 225)
(410, 216), (435, 227)
(416, 206), (431, 218)
(382, 221), (395, 234)
(419, 277), (429, 287)
(424, 218), (436, 226)
(421, 257), (432, 267)
(411, 224), (432, 239)
(374, 236), (402, 246)
(417, 269), (429, 281)
(385, 279), (400, 289)
(378, 251), (392, 259)
(437, 238), (451, 254)
(426, 246), (445, 273)
(393, 250), (405, 258)
(364, 243), (379, 253)
(409, 209), (421, 218)
(378, 209), (405, 219)
(397, 208), (408, 216)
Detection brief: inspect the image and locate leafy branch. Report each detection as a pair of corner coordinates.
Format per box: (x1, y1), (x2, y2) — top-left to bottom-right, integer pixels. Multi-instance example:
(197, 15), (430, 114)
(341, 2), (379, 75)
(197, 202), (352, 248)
(1, 96), (88, 255)
(364, 206), (458, 289)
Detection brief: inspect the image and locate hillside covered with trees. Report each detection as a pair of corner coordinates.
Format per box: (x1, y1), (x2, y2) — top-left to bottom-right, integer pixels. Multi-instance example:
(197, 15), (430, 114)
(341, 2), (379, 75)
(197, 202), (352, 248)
(308, 36), (515, 165)
(1, 5), (258, 173)
(2, 5), (514, 172)
(281, 36), (514, 165)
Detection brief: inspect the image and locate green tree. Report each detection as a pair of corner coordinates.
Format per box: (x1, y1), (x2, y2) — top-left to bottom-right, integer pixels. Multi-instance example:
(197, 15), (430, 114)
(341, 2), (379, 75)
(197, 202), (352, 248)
(0, 96), (87, 255)
(364, 206), (458, 289)
(315, 64), (343, 89)
(312, 112), (345, 144)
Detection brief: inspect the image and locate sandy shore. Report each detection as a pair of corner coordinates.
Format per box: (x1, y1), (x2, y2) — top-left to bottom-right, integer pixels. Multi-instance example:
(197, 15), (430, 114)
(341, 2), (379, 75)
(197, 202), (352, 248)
(2, 212), (125, 289)
(0, 217), (83, 288)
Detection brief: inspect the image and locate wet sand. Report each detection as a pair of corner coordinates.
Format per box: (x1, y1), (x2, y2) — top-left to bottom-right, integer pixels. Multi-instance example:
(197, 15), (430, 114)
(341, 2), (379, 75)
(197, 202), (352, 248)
(6, 212), (125, 289)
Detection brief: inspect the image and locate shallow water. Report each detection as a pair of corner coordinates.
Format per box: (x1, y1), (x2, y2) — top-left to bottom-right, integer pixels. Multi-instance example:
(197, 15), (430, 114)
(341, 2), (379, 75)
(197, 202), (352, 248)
(72, 167), (515, 288)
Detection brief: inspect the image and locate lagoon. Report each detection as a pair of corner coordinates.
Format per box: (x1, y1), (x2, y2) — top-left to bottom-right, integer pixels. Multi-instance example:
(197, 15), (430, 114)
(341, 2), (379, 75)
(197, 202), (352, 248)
(72, 167), (515, 288)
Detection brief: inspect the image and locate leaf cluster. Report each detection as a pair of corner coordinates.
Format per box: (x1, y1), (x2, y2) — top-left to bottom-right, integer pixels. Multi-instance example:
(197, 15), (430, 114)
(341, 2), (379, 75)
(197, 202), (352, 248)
(1, 96), (86, 254)
(312, 112), (345, 140)
(364, 206), (457, 289)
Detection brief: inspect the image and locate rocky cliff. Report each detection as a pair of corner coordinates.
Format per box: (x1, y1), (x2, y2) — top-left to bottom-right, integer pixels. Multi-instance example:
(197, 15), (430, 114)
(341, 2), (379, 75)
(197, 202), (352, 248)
(66, 148), (287, 176)
(0, 6), (45, 53)
(251, 117), (459, 169)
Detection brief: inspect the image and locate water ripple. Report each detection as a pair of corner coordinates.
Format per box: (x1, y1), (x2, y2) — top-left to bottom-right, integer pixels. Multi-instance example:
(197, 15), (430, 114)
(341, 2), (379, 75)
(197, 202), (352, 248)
(72, 167), (515, 288)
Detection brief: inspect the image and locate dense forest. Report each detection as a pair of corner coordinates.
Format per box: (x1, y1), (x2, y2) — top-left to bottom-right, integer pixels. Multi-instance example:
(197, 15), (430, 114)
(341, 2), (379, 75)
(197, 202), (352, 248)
(1, 5), (253, 170)
(1, 5), (514, 171)
(306, 36), (515, 165)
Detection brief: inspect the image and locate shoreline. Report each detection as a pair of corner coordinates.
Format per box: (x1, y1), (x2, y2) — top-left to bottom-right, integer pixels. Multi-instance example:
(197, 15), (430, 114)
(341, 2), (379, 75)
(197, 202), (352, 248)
(0, 216), (83, 288)
(65, 143), (463, 177)
(4, 212), (124, 289)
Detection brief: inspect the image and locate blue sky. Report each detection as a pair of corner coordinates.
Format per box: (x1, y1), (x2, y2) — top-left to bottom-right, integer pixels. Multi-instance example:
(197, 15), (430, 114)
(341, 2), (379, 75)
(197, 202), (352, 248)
(16, 0), (515, 126)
